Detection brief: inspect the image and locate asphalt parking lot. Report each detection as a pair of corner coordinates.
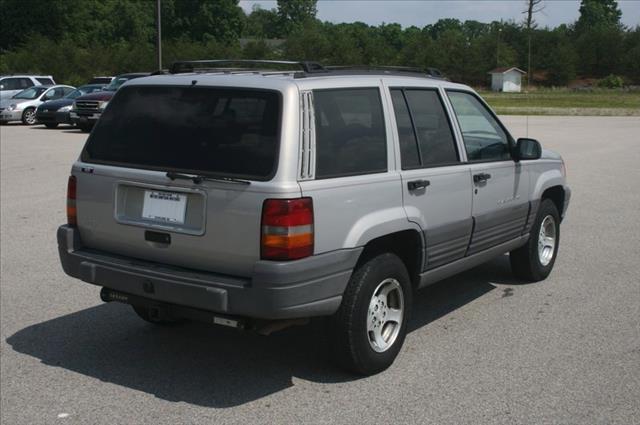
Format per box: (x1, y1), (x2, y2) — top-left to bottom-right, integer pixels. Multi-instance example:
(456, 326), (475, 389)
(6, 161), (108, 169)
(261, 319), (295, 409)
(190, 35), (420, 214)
(1, 116), (639, 425)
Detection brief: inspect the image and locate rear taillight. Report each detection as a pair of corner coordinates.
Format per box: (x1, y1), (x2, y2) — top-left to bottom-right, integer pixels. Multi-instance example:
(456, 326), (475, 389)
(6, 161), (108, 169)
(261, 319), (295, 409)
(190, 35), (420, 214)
(261, 198), (314, 261)
(67, 176), (77, 226)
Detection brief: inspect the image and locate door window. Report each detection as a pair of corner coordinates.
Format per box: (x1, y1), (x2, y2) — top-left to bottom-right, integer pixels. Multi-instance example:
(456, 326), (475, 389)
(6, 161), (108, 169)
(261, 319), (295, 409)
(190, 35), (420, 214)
(43, 88), (60, 100)
(313, 88), (387, 178)
(390, 88), (459, 168)
(447, 91), (511, 162)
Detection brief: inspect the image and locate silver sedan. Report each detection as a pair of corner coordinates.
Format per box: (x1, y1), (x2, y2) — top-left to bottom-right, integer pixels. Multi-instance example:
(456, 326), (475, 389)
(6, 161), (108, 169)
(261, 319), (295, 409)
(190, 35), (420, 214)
(0, 85), (75, 124)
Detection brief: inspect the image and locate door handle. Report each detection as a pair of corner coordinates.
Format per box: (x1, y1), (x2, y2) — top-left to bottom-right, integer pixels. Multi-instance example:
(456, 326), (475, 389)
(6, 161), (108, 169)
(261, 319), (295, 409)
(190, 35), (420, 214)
(407, 179), (430, 191)
(473, 173), (492, 183)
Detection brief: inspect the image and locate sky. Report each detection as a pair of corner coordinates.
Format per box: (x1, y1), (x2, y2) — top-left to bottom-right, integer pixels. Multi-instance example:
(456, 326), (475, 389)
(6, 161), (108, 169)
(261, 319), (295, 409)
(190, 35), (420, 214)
(239, 0), (640, 29)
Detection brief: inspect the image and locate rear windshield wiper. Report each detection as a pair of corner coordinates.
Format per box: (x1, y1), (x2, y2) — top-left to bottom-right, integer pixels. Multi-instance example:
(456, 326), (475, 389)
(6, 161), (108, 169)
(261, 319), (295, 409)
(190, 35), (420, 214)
(165, 171), (251, 185)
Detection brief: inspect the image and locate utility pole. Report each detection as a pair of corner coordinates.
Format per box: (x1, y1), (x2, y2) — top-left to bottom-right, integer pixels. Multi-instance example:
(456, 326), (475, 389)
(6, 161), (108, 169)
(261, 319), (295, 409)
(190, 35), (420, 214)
(523, 0), (544, 91)
(156, 0), (162, 71)
(496, 27), (502, 67)
(528, 32), (532, 91)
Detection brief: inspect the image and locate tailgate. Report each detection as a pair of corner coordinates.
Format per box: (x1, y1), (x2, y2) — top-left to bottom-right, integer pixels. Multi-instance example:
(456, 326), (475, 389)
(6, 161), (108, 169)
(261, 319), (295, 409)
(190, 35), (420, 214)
(73, 164), (300, 277)
(72, 84), (292, 276)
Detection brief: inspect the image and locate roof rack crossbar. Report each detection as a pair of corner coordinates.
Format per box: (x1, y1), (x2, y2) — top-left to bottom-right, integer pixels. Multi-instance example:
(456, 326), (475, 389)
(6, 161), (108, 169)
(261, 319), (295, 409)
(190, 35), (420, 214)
(170, 60), (326, 74)
(325, 65), (425, 74)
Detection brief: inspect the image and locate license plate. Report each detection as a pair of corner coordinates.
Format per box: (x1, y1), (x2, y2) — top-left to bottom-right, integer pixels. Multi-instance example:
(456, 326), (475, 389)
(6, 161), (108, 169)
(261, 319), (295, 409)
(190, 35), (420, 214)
(141, 190), (187, 224)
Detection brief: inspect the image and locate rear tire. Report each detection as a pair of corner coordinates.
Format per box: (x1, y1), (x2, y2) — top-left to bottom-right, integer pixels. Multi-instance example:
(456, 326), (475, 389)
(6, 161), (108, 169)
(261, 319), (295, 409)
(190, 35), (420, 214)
(132, 305), (181, 325)
(328, 253), (412, 375)
(510, 198), (561, 281)
(44, 123), (58, 129)
(21, 108), (36, 125)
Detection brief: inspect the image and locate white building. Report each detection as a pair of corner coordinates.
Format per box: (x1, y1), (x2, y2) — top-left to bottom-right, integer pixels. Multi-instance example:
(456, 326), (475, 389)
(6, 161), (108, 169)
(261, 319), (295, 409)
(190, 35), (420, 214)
(489, 67), (527, 92)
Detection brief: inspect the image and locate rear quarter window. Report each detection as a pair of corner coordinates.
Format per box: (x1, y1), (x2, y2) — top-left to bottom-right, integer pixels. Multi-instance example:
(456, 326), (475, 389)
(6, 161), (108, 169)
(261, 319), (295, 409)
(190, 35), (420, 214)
(82, 86), (281, 180)
(313, 88), (387, 179)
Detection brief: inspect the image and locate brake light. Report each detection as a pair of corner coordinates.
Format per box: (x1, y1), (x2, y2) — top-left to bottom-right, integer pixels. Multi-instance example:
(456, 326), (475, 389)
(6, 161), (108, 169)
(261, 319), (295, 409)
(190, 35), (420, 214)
(67, 176), (77, 226)
(261, 198), (314, 260)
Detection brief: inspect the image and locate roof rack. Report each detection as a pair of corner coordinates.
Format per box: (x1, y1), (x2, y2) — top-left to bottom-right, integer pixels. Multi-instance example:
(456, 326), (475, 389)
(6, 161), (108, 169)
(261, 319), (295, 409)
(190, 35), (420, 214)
(168, 59), (446, 80)
(326, 65), (424, 73)
(324, 65), (446, 79)
(170, 60), (326, 74)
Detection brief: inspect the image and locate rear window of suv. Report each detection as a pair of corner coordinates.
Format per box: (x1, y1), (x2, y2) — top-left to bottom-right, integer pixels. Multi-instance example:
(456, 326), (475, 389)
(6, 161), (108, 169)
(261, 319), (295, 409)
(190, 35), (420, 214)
(82, 86), (281, 180)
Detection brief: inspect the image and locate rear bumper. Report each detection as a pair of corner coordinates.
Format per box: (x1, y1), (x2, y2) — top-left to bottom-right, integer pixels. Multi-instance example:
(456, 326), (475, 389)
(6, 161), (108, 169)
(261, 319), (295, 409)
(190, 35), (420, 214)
(57, 225), (360, 320)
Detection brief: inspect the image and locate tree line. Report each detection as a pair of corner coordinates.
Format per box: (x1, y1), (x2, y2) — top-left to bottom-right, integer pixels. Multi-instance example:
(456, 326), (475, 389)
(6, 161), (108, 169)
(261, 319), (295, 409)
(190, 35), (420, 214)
(0, 0), (637, 87)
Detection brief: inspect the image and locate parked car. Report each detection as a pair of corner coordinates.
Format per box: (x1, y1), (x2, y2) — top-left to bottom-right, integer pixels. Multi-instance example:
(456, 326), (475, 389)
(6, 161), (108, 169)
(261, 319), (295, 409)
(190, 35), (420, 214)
(57, 60), (571, 375)
(0, 75), (56, 100)
(36, 84), (105, 128)
(88, 76), (114, 85)
(70, 72), (149, 132)
(0, 84), (74, 124)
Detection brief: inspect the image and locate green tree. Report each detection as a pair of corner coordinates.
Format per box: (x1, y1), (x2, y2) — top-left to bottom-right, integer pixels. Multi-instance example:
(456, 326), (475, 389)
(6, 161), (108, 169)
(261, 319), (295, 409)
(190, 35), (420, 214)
(547, 40), (578, 85)
(277, 0), (317, 35)
(622, 27), (640, 83)
(283, 21), (332, 62)
(576, 0), (623, 33)
(165, 0), (244, 42)
(244, 4), (281, 38)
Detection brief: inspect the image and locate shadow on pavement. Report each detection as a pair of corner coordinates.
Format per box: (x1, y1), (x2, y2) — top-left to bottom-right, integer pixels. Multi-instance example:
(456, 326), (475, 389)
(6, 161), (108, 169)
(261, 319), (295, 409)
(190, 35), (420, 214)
(28, 125), (76, 131)
(7, 256), (525, 408)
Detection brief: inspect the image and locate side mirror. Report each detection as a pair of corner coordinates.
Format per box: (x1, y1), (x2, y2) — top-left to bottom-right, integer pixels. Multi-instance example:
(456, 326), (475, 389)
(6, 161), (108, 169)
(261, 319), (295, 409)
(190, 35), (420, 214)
(514, 138), (542, 161)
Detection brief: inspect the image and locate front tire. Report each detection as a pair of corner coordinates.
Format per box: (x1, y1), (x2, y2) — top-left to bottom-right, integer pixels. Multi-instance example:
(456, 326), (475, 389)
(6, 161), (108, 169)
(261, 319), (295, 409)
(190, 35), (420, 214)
(329, 253), (412, 375)
(21, 108), (36, 125)
(510, 198), (561, 281)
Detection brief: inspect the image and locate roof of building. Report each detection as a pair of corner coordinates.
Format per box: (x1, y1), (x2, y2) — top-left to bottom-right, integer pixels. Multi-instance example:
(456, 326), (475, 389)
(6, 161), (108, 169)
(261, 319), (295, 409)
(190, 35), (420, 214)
(488, 67), (527, 75)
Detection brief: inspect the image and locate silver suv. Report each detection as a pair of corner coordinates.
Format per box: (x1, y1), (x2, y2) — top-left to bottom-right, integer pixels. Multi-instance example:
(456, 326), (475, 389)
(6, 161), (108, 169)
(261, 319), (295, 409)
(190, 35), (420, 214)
(0, 75), (55, 100)
(57, 60), (571, 375)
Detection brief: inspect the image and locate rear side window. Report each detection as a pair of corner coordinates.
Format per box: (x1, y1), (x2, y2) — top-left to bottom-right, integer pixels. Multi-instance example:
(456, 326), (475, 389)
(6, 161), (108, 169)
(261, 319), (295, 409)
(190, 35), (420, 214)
(36, 78), (54, 85)
(0, 78), (20, 90)
(391, 88), (458, 168)
(83, 86), (281, 180)
(313, 88), (387, 179)
(1, 78), (31, 90)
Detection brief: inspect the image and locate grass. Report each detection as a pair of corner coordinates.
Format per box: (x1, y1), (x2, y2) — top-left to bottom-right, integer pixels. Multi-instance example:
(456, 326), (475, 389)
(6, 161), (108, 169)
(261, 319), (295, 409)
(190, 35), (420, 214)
(478, 88), (640, 116)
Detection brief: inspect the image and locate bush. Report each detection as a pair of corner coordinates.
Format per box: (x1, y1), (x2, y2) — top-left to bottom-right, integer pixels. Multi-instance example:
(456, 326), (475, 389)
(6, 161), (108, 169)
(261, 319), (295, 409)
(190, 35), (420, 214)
(597, 74), (625, 88)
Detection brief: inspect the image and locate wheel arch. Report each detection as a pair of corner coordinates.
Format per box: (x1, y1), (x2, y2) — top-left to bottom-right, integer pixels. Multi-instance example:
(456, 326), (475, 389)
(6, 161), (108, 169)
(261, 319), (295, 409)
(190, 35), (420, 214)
(541, 185), (565, 218)
(354, 229), (424, 289)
